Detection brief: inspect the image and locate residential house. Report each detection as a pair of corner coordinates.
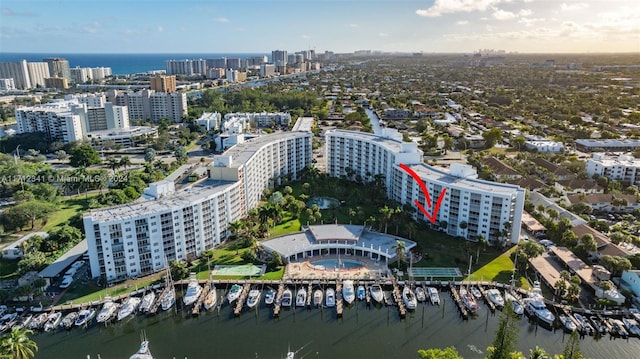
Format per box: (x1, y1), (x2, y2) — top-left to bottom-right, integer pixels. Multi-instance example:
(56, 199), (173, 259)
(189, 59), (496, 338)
(483, 157), (522, 181)
(531, 158), (575, 181)
(567, 194), (640, 213)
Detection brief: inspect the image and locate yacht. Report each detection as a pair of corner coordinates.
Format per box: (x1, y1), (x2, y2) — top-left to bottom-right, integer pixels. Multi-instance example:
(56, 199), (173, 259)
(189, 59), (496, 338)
(402, 286), (417, 310)
(13, 314), (33, 330)
(622, 317), (640, 337)
(139, 292), (156, 314)
(246, 289), (261, 309)
(415, 287), (426, 302)
(96, 299), (119, 323)
(28, 312), (48, 330)
(525, 300), (554, 326)
(589, 315), (609, 334)
(427, 287), (440, 305)
(118, 297), (141, 321)
(342, 280), (355, 304)
(485, 289), (505, 308)
(325, 288), (336, 307)
(357, 285), (366, 301)
(370, 284), (384, 304)
(609, 318), (629, 338)
(459, 287), (479, 313)
(43, 312), (62, 332)
(203, 287), (217, 311)
(559, 314), (577, 332)
(182, 277), (203, 307)
(295, 287), (307, 307)
(264, 287), (275, 306)
(161, 286), (176, 311)
(313, 289), (323, 307)
(74, 308), (95, 327)
(60, 311), (78, 330)
(227, 284), (243, 303)
(281, 288), (293, 307)
(572, 313), (594, 335)
(504, 292), (523, 315)
(129, 338), (154, 359)
(470, 286), (482, 299)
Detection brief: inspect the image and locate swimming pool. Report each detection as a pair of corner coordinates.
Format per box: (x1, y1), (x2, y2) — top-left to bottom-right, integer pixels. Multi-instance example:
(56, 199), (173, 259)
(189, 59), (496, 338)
(310, 258), (365, 270)
(307, 197), (340, 210)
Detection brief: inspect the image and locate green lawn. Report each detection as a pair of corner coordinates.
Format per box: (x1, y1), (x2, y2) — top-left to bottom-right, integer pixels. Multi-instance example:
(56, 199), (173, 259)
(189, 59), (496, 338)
(42, 194), (99, 232)
(59, 272), (165, 305)
(271, 217), (302, 237)
(0, 259), (19, 279)
(464, 247), (528, 288)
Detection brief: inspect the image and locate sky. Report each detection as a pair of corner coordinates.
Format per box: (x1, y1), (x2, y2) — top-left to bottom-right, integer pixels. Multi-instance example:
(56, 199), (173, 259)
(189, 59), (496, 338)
(1, 0), (639, 54)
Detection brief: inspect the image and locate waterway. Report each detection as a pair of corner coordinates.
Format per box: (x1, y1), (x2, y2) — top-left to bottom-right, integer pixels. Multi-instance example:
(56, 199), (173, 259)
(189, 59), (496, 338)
(365, 108), (382, 135)
(34, 287), (640, 359)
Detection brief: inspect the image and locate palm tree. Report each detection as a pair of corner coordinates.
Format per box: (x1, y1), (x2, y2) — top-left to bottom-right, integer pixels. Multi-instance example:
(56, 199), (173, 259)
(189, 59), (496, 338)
(0, 327), (38, 359)
(392, 240), (407, 269)
(119, 156), (132, 171)
(106, 157), (120, 173)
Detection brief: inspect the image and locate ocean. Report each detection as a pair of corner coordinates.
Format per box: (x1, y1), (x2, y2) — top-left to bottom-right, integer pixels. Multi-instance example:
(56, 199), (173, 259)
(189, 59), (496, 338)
(0, 53), (269, 76)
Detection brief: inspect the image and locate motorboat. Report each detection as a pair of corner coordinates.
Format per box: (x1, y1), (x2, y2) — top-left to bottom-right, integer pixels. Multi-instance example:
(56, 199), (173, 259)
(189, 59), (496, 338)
(370, 284), (384, 304)
(402, 286), (417, 310)
(572, 313), (594, 335)
(325, 288), (336, 307)
(525, 300), (554, 326)
(28, 312), (48, 330)
(342, 280), (355, 304)
(427, 287), (440, 305)
(559, 314), (577, 332)
(129, 338), (153, 359)
(182, 277), (203, 306)
(264, 287), (275, 306)
(357, 285), (366, 301)
(60, 311), (78, 330)
(139, 291), (156, 313)
(97, 299), (119, 323)
(203, 287), (217, 311)
(470, 286), (482, 299)
(13, 314), (33, 330)
(529, 281), (544, 300)
(295, 287), (307, 307)
(485, 289), (505, 308)
(609, 318), (629, 338)
(415, 287), (426, 302)
(74, 308), (95, 327)
(43, 312), (62, 332)
(161, 286), (176, 311)
(589, 315), (609, 334)
(313, 289), (323, 307)
(0, 313), (17, 332)
(622, 317), (640, 337)
(118, 297), (141, 321)
(459, 287), (480, 313)
(281, 288), (292, 307)
(227, 284), (243, 303)
(246, 289), (262, 309)
(504, 292), (523, 315)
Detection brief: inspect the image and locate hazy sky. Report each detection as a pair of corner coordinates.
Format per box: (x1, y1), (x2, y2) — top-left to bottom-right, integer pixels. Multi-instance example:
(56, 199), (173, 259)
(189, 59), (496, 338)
(1, 0), (638, 53)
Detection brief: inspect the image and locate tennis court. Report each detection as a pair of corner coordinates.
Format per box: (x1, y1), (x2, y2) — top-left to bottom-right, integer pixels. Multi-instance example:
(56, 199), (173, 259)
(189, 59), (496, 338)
(410, 267), (463, 278)
(212, 264), (266, 276)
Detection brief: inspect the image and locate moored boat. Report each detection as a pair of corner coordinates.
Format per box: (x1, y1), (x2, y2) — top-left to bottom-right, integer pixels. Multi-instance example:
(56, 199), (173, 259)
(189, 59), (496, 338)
(60, 311), (78, 330)
(75, 308), (95, 327)
(559, 314), (577, 332)
(97, 298), (118, 323)
(622, 317), (640, 337)
(28, 312), (48, 330)
(264, 287), (275, 306)
(459, 287), (479, 313)
(203, 287), (217, 311)
(370, 284), (384, 304)
(427, 287), (440, 305)
(589, 315), (609, 334)
(357, 285), (366, 301)
(572, 313), (594, 335)
(342, 280), (355, 304)
(118, 297), (141, 321)
(525, 300), (554, 326)
(295, 287), (307, 307)
(609, 318), (629, 338)
(415, 287), (426, 302)
(504, 292), (523, 315)
(325, 288), (336, 307)
(313, 289), (323, 307)
(13, 314), (33, 330)
(470, 286), (482, 299)
(281, 288), (293, 307)
(182, 275), (203, 306)
(43, 312), (61, 332)
(161, 286), (176, 311)
(129, 338), (154, 359)
(402, 286), (417, 310)
(227, 284), (242, 303)
(139, 292), (156, 314)
(246, 289), (261, 309)
(486, 289), (505, 308)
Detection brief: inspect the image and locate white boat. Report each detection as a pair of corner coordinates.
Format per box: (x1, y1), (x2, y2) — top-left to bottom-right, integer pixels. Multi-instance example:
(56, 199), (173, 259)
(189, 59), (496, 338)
(370, 284), (384, 303)
(402, 286), (417, 310)
(13, 314), (33, 330)
(246, 289), (261, 309)
(470, 286), (482, 299)
(622, 317), (640, 337)
(118, 297), (141, 321)
(313, 289), (323, 307)
(504, 292), (523, 315)
(129, 339), (154, 359)
(559, 314), (577, 332)
(264, 287), (275, 306)
(529, 281), (544, 300)
(296, 287), (307, 307)
(357, 285), (366, 301)
(28, 312), (48, 330)
(161, 286), (176, 311)
(486, 289), (505, 308)
(203, 287), (217, 311)
(342, 280), (355, 304)
(609, 318), (629, 338)
(525, 300), (554, 326)
(589, 315), (608, 334)
(60, 311), (78, 330)
(0, 313), (18, 332)
(572, 313), (594, 335)
(97, 299), (119, 323)
(227, 284), (243, 303)
(459, 287), (479, 313)
(43, 312), (62, 332)
(182, 277), (203, 306)
(281, 288), (293, 307)
(325, 288), (336, 307)
(415, 287), (426, 302)
(74, 308), (95, 327)
(427, 287), (440, 305)
(139, 292), (156, 313)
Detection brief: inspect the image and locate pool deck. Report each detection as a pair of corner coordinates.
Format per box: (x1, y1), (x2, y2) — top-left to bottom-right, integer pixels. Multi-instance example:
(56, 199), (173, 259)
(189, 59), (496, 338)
(284, 255), (391, 281)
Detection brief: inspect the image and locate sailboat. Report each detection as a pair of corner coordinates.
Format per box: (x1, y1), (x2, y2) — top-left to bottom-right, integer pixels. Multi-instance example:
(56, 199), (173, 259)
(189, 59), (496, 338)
(129, 332), (154, 359)
(161, 263), (176, 311)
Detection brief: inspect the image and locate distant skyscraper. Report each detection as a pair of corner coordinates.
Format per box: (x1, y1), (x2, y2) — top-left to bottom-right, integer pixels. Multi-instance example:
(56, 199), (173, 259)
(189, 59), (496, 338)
(206, 58), (227, 69)
(226, 58), (241, 70)
(0, 60), (31, 89)
(44, 77), (69, 89)
(150, 75), (177, 92)
(44, 58), (71, 80)
(271, 50), (288, 66)
(26, 62), (50, 88)
(0, 78), (16, 90)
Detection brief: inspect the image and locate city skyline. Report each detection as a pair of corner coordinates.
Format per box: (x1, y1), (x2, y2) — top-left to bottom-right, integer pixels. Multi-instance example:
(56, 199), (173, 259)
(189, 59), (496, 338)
(1, 0), (638, 54)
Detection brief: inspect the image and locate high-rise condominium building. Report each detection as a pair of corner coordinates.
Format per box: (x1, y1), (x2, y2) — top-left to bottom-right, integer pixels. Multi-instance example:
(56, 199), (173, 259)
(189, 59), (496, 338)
(83, 131), (312, 281)
(325, 129), (525, 244)
(15, 101), (85, 143)
(0, 60), (31, 89)
(150, 75), (177, 93)
(271, 50), (288, 66)
(26, 62), (50, 88)
(0, 79), (16, 91)
(44, 58), (71, 80)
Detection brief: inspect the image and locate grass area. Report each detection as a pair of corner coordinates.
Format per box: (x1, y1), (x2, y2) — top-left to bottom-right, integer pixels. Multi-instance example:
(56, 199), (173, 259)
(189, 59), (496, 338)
(271, 217), (302, 237)
(59, 272), (165, 305)
(0, 259), (19, 279)
(464, 247), (528, 287)
(41, 194), (99, 232)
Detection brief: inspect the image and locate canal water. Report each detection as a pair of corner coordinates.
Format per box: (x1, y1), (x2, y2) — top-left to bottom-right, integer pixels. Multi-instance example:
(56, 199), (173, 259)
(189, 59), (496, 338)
(34, 287), (640, 359)
(365, 108), (382, 135)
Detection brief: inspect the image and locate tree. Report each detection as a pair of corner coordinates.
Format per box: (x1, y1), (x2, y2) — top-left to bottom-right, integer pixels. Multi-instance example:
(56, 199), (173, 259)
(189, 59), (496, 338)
(599, 255), (632, 276)
(54, 150), (68, 161)
(417, 347), (463, 359)
(169, 260), (189, 280)
(2, 201), (57, 230)
(0, 327), (38, 359)
(144, 147), (156, 163)
(482, 128), (503, 148)
(562, 330), (586, 359)
(119, 156), (132, 170)
(174, 146), (188, 164)
(528, 346), (551, 359)
(69, 144), (101, 167)
(29, 183), (58, 203)
(392, 240), (407, 268)
(487, 300), (520, 359)
(513, 136), (526, 150)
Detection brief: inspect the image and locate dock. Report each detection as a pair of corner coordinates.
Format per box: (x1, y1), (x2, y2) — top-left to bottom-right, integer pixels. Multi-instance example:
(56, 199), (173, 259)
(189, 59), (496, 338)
(148, 285), (170, 315)
(336, 282), (343, 318)
(233, 283), (251, 316)
(449, 284), (469, 320)
(478, 286), (496, 313)
(364, 283), (371, 306)
(392, 281), (406, 318)
(306, 282), (313, 308)
(273, 283), (285, 318)
(192, 280), (211, 316)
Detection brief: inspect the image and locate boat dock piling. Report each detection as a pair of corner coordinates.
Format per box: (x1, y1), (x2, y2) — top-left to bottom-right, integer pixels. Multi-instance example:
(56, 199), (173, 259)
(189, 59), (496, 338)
(449, 284), (469, 320)
(192, 281), (211, 316)
(306, 283), (313, 308)
(336, 282), (343, 318)
(479, 286), (496, 313)
(233, 283), (251, 317)
(392, 281), (406, 318)
(365, 283), (371, 307)
(273, 283), (285, 318)
(148, 286), (170, 315)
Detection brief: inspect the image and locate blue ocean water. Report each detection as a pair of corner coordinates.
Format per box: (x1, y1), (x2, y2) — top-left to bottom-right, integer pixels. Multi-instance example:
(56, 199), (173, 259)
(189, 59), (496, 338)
(0, 53), (269, 75)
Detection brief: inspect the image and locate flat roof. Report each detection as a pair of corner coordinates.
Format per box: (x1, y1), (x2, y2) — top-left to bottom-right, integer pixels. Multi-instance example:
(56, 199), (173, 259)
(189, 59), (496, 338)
(521, 212), (546, 232)
(38, 239), (87, 278)
(326, 129), (405, 153)
(291, 117), (314, 132)
(529, 253), (563, 288)
(221, 131), (310, 168)
(308, 224), (363, 241)
(407, 163), (522, 195)
(576, 139), (640, 147)
(549, 246), (597, 289)
(86, 126), (156, 139)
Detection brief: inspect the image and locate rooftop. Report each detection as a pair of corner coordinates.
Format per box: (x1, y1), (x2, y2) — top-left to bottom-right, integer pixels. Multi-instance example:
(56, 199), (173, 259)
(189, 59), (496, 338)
(220, 131), (310, 168)
(326, 129), (406, 153)
(407, 163), (523, 195)
(38, 239), (87, 278)
(576, 139), (640, 147)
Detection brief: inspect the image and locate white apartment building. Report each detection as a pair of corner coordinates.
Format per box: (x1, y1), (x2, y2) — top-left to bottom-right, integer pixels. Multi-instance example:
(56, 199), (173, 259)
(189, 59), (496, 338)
(326, 129), (525, 244)
(84, 131), (312, 281)
(16, 101), (85, 143)
(196, 112), (221, 131)
(149, 91), (187, 122)
(260, 63), (276, 77)
(224, 112), (291, 128)
(26, 62), (50, 88)
(586, 153), (640, 185)
(0, 60), (31, 89)
(0, 78), (16, 91)
(65, 93), (106, 108)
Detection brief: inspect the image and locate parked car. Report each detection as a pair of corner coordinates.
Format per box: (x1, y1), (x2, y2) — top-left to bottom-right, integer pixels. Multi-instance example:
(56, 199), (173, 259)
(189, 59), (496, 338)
(60, 275), (74, 289)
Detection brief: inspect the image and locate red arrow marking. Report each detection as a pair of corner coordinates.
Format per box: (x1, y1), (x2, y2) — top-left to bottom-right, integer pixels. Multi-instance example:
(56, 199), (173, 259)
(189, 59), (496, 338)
(399, 163), (448, 224)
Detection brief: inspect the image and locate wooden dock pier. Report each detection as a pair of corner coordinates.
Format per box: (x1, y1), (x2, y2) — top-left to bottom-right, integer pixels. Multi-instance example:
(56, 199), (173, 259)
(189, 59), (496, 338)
(450, 284), (469, 320)
(306, 282), (313, 308)
(233, 283), (251, 316)
(148, 285), (170, 315)
(479, 286), (496, 313)
(392, 281), (406, 318)
(273, 283), (285, 317)
(192, 280), (211, 316)
(336, 282), (343, 318)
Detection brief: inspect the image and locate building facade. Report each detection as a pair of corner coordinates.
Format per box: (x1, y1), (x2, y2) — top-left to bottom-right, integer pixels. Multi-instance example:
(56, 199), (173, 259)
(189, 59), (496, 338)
(26, 62), (50, 88)
(15, 102), (85, 143)
(586, 154), (640, 185)
(44, 58), (71, 80)
(0, 60), (31, 89)
(150, 75), (177, 93)
(325, 129), (525, 244)
(84, 131), (312, 281)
